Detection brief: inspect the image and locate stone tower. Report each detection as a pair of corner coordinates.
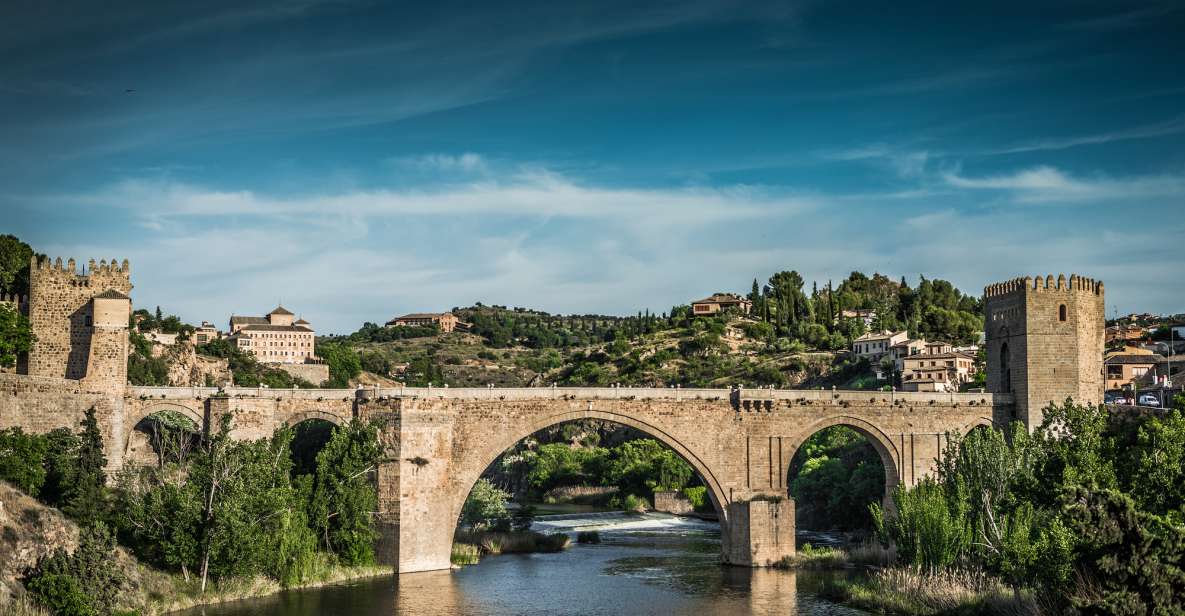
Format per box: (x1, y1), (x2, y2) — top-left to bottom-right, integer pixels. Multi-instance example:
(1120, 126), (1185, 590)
(983, 274), (1104, 428)
(26, 256), (132, 391)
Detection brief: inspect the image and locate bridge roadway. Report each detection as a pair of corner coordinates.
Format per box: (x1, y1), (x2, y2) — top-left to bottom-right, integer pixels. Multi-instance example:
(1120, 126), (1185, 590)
(4, 375), (1014, 572)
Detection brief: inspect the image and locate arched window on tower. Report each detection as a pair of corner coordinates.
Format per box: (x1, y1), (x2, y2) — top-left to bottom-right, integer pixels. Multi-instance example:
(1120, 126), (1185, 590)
(1059, 304), (1067, 322)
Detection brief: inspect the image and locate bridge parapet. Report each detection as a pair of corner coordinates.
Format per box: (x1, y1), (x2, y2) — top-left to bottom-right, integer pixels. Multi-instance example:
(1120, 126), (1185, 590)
(123, 384), (1012, 407)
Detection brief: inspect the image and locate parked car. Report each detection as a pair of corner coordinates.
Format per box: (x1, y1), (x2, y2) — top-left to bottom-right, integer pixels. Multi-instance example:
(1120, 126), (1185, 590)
(1137, 394), (1161, 407)
(1105, 392), (1132, 405)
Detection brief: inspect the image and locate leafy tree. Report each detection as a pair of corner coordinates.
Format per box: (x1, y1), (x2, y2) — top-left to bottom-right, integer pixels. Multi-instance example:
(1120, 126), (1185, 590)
(0, 234), (34, 296)
(1062, 485), (1185, 615)
(872, 478), (970, 575)
(318, 341), (362, 388)
(461, 478), (510, 528)
(0, 427), (48, 495)
(605, 439), (693, 497)
(788, 426), (886, 530)
(0, 302), (33, 368)
(307, 421), (381, 564)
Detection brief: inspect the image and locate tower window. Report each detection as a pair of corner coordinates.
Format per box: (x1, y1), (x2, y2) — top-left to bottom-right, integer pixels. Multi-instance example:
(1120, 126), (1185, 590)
(1058, 304), (1067, 322)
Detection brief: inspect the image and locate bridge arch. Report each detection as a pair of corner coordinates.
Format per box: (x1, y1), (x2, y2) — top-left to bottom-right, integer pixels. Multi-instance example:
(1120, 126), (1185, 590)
(449, 407), (731, 532)
(123, 402), (206, 466)
(782, 415), (902, 505)
(282, 408), (350, 428)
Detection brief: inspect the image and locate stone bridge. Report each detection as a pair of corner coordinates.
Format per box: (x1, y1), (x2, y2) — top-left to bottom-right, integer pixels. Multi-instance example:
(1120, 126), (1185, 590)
(1, 376), (1012, 571)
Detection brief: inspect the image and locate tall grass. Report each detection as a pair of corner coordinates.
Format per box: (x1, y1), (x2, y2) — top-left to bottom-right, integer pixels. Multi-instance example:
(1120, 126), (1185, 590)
(451, 543), (481, 566)
(827, 567), (1040, 616)
(455, 530), (572, 554)
(775, 543), (848, 569)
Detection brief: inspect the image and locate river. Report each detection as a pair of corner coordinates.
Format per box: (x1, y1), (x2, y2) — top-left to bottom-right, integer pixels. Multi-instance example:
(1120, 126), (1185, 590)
(181, 513), (867, 615)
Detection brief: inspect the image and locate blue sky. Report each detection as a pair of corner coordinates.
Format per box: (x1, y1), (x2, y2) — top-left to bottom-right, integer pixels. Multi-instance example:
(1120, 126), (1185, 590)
(3, 1), (1183, 333)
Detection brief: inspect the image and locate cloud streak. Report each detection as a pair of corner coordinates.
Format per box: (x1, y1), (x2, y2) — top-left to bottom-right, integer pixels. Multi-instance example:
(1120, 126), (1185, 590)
(942, 166), (1185, 203)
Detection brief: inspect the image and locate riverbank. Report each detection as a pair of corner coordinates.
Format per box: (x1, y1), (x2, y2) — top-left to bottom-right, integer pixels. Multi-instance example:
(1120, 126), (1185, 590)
(155, 562), (390, 614)
(821, 567), (1039, 616)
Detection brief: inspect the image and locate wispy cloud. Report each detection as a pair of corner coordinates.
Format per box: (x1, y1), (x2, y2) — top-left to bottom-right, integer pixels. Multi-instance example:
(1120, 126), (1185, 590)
(943, 165), (1185, 203)
(64, 167), (814, 225)
(989, 115), (1185, 154)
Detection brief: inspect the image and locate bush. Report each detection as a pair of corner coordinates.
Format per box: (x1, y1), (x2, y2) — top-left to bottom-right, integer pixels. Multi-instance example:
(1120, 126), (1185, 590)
(682, 486), (708, 512)
(0, 427), (48, 495)
(26, 522), (127, 616)
(622, 494), (648, 513)
(461, 479), (510, 529)
(871, 478), (969, 575)
(576, 530), (601, 544)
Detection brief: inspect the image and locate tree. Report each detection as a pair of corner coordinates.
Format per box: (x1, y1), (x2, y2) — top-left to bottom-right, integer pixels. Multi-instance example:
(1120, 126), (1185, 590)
(1062, 485), (1185, 614)
(26, 522), (128, 616)
(0, 234), (33, 296)
(461, 478), (510, 528)
(0, 427), (48, 495)
(319, 341), (362, 388)
(872, 478), (970, 575)
(307, 421), (381, 564)
(0, 302), (33, 368)
(62, 409), (107, 525)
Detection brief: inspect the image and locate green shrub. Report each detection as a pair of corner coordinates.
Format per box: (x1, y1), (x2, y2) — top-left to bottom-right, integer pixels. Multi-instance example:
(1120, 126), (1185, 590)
(0, 427), (48, 495)
(682, 486), (708, 512)
(871, 478), (969, 575)
(26, 573), (93, 616)
(576, 530), (601, 544)
(622, 494), (648, 513)
(26, 522), (127, 616)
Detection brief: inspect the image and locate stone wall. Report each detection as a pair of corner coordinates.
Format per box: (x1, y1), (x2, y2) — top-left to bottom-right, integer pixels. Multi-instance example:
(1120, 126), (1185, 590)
(276, 362), (330, 385)
(653, 490), (694, 515)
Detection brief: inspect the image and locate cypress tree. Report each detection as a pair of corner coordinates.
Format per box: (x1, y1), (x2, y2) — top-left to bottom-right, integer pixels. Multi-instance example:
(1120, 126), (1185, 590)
(63, 408), (107, 525)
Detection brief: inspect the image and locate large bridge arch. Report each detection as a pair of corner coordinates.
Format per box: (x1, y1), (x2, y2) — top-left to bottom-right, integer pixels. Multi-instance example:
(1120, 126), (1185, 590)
(782, 414), (902, 501)
(448, 407), (731, 530)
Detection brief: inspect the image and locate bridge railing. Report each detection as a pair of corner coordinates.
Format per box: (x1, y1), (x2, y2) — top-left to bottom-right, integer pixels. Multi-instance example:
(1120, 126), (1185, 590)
(125, 383), (1011, 406)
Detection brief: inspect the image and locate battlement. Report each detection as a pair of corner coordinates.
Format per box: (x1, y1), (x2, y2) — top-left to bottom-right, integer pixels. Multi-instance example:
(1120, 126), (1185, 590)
(31, 255), (131, 281)
(984, 274), (1103, 298)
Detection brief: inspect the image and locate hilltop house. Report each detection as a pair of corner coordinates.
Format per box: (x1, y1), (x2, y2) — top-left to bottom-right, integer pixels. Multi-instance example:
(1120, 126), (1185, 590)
(386, 312), (465, 333)
(899, 341), (977, 392)
(691, 293), (752, 316)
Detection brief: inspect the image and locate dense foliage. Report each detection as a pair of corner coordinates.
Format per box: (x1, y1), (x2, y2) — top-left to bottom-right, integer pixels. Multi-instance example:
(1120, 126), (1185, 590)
(788, 426), (885, 531)
(0, 301), (33, 368)
(0, 234), (34, 297)
(115, 416), (382, 590)
(483, 422), (700, 514)
(873, 398), (1185, 612)
(26, 522), (128, 616)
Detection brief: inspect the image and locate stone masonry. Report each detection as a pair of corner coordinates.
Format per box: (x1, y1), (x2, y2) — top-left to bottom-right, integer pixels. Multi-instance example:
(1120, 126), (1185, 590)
(3, 258), (1105, 574)
(984, 274), (1104, 428)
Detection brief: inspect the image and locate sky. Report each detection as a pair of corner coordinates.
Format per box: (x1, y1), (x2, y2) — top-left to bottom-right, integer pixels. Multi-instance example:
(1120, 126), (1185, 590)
(3, 0), (1183, 333)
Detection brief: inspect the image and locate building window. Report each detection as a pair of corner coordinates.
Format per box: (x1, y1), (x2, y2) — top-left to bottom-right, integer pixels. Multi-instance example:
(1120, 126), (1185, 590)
(1059, 304), (1067, 322)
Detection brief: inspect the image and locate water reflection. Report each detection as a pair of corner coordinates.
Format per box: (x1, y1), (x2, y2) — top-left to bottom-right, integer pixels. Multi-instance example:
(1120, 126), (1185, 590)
(182, 514), (866, 616)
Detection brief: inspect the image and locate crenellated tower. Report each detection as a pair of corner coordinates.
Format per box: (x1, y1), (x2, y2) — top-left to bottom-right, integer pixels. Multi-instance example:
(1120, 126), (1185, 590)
(983, 274), (1104, 429)
(26, 256), (132, 391)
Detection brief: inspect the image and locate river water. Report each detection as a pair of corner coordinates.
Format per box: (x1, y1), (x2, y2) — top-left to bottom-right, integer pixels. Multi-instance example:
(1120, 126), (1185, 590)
(182, 513), (867, 616)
